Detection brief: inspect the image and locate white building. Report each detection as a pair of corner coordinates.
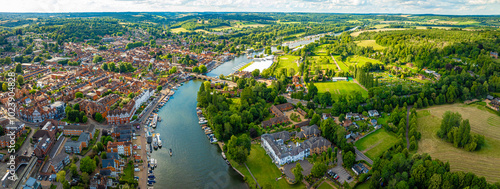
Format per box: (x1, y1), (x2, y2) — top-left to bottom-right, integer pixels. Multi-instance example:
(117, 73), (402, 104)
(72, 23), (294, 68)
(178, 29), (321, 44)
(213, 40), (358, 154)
(261, 131), (309, 165)
(331, 77), (348, 82)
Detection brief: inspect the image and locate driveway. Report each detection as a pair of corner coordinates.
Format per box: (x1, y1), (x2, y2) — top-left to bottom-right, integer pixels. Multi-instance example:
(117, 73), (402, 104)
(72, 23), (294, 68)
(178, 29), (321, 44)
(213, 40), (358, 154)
(329, 152), (353, 184)
(283, 160), (313, 180)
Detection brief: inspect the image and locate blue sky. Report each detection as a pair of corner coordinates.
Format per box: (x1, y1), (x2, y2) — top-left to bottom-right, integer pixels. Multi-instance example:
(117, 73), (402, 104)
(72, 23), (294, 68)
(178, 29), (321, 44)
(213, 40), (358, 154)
(1, 0), (499, 15)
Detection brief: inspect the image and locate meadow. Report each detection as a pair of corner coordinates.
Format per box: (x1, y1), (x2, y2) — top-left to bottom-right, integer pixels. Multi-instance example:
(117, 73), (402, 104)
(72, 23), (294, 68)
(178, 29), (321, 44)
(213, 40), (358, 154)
(417, 104), (500, 183)
(276, 55), (300, 74)
(314, 81), (368, 100)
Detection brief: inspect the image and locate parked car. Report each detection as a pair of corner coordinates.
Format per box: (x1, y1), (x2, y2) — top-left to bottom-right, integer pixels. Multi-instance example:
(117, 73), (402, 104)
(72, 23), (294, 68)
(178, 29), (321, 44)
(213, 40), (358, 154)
(134, 168), (140, 172)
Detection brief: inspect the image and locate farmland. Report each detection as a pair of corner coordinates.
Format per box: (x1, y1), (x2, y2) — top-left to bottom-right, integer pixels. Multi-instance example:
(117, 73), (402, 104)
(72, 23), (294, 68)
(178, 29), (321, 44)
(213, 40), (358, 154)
(417, 104), (500, 183)
(355, 128), (399, 159)
(314, 81), (368, 100)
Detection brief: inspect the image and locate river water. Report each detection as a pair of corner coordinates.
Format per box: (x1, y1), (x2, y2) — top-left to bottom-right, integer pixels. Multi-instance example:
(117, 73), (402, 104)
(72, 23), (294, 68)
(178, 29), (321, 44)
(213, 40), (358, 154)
(150, 80), (247, 189)
(151, 26), (358, 188)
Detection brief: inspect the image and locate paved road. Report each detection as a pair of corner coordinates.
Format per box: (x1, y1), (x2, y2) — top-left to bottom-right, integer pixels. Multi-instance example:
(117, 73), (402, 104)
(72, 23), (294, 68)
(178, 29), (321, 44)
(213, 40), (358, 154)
(331, 55), (342, 71)
(354, 147), (373, 165)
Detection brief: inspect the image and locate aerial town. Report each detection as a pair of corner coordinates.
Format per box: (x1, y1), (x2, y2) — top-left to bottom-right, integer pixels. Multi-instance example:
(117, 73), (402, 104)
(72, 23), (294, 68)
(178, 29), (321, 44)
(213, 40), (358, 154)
(0, 7), (500, 189)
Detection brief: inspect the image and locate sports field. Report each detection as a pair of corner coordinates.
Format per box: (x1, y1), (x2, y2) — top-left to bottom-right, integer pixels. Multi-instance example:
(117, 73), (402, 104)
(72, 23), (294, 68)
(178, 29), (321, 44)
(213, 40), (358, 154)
(314, 81), (368, 99)
(276, 55), (300, 74)
(417, 104), (500, 183)
(355, 128), (398, 159)
(354, 40), (386, 51)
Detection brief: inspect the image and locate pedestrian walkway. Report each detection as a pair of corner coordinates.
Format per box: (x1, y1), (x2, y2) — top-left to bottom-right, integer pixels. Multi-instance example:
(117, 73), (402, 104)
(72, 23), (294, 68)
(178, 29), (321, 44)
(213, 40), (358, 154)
(244, 163), (261, 189)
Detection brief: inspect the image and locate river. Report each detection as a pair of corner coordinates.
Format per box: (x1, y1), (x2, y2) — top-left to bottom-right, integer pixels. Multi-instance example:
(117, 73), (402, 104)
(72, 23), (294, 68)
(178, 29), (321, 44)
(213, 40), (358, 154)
(151, 80), (247, 189)
(151, 26), (358, 188)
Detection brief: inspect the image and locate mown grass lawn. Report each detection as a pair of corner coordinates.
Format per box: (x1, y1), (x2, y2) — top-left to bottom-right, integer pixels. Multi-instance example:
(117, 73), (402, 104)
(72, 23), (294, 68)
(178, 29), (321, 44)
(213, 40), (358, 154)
(308, 56), (338, 71)
(276, 55), (300, 74)
(354, 40), (386, 51)
(355, 128), (398, 159)
(417, 104), (500, 183)
(354, 181), (370, 189)
(230, 144), (304, 189)
(317, 181), (336, 189)
(332, 55), (350, 72)
(314, 81), (368, 100)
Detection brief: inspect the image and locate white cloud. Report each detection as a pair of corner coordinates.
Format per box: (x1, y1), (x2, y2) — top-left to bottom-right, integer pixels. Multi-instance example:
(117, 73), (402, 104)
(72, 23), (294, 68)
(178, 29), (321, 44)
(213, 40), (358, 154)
(0, 0), (498, 14)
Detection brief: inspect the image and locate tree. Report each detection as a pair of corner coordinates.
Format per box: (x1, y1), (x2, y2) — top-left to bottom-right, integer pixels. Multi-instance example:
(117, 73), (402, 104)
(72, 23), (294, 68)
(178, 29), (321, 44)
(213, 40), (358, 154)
(82, 116), (88, 123)
(75, 92), (84, 98)
(81, 172), (90, 186)
(338, 113), (346, 122)
(101, 63), (108, 71)
(226, 134), (251, 164)
(311, 162), (327, 178)
(192, 66), (199, 73)
(93, 55), (103, 63)
(343, 151), (356, 168)
(94, 112), (103, 122)
(169, 66), (177, 74)
(56, 171), (67, 186)
(15, 63), (22, 73)
(293, 162), (304, 182)
(70, 163), (78, 176)
(17, 75), (24, 85)
(200, 65), (208, 73)
(310, 114), (321, 125)
(80, 156), (96, 174)
(252, 69), (260, 78)
(101, 152), (107, 159)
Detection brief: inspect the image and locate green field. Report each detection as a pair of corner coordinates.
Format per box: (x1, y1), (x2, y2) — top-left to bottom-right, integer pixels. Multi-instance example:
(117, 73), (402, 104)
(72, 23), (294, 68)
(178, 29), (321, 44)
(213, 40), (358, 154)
(230, 144), (304, 189)
(345, 55), (383, 68)
(354, 40), (386, 51)
(417, 104), (500, 183)
(276, 55), (300, 74)
(317, 181), (335, 189)
(332, 55), (349, 72)
(355, 128), (398, 159)
(312, 44), (329, 56)
(314, 81), (368, 99)
(307, 56), (337, 71)
(354, 181), (370, 189)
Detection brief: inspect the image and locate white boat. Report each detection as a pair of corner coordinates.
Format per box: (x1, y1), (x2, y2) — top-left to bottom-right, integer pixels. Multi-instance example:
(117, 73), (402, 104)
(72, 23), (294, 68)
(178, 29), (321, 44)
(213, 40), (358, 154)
(199, 119), (207, 124)
(221, 152), (227, 160)
(157, 134), (162, 147)
(151, 114), (158, 128)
